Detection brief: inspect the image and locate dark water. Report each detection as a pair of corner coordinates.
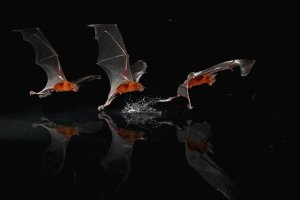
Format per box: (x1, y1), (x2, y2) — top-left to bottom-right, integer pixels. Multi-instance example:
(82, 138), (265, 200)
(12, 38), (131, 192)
(0, 100), (298, 200)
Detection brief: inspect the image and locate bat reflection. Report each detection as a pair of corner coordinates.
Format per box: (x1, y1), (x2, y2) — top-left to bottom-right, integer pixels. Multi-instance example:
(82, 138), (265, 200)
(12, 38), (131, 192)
(14, 28), (101, 98)
(89, 24), (147, 111)
(98, 112), (144, 173)
(158, 59), (255, 109)
(164, 120), (240, 199)
(98, 112), (145, 193)
(32, 117), (103, 178)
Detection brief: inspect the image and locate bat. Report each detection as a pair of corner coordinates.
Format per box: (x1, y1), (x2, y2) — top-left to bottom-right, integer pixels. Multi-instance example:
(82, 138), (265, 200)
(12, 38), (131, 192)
(158, 59), (256, 109)
(32, 116), (104, 178)
(14, 28), (101, 98)
(89, 24), (147, 111)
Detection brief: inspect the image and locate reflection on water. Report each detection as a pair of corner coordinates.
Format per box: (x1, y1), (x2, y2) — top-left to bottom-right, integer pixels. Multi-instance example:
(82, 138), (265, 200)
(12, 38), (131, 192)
(32, 117), (103, 178)
(0, 109), (239, 199)
(98, 112), (145, 192)
(177, 121), (239, 199)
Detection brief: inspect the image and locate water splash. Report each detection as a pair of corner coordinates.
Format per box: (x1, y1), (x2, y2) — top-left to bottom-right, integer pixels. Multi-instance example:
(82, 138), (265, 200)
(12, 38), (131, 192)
(121, 97), (162, 126)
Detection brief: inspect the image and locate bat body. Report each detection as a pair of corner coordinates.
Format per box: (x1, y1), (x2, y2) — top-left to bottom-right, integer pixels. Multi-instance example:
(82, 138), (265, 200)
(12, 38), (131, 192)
(15, 28), (101, 98)
(158, 59), (255, 109)
(89, 24), (147, 110)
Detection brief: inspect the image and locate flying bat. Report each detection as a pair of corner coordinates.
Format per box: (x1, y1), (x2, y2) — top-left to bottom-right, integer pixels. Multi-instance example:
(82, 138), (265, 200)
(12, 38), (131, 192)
(14, 28), (101, 98)
(89, 24), (147, 111)
(158, 59), (255, 109)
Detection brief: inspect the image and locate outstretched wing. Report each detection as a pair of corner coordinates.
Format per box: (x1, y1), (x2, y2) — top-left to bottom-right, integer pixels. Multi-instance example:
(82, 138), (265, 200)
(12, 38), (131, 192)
(191, 59), (255, 80)
(130, 60), (147, 82)
(89, 24), (132, 98)
(15, 28), (67, 90)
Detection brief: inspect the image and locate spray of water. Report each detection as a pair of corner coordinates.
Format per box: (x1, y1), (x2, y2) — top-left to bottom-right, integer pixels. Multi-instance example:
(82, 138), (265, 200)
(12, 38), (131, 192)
(121, 97), (163, 126)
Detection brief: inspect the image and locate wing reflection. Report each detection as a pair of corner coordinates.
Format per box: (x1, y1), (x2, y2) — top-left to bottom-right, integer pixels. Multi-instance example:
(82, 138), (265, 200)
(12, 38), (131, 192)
(165, 120), (239, 199)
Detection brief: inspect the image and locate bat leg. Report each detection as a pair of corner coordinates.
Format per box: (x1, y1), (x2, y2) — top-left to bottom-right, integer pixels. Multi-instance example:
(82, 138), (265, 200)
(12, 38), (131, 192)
(186, 93), (193, 109)
(30, 89), (53, 98)
(187, 101), (193, 109)
(98, 94), (118, 111)
(157, 96), (178, 103)
(98, 105), (105, 111)
(29, 91), (37, 96)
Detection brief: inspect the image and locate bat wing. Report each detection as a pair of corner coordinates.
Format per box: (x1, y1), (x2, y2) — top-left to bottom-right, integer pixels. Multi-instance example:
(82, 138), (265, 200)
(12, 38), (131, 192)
(89, 24), (133, 101)
(15, 28), (67, 94)
(130, 60), (147, 82)
(187, 59), (255, 85)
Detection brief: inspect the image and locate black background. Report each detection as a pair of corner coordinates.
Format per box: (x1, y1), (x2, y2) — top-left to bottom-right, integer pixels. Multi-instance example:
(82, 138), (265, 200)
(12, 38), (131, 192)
(2, 1), (300, 199)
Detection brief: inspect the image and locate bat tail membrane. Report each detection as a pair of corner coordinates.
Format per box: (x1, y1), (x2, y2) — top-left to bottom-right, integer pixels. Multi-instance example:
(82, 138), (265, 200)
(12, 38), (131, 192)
(234, 59), (256, 76)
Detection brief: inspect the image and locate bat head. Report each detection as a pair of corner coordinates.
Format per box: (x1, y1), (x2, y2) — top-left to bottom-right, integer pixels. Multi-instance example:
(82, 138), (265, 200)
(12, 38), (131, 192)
(69, 82), (79, 92)
(135, 82), (145, 92)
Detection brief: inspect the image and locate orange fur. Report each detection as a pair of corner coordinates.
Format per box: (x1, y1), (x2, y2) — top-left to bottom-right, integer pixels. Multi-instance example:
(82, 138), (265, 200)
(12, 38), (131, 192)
(188, 74), (216, 88)
(116, 81), (144, 94)
(53, 81), (78, 92)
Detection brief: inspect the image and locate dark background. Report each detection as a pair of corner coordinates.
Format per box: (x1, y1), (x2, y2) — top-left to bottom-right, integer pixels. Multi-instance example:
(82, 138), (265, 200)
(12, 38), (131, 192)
(2, 1), (300, 199)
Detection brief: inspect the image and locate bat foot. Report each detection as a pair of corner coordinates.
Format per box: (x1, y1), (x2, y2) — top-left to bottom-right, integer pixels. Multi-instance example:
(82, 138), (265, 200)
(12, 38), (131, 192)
(98, 105), (105, 111)
(187, 104), (193, 109)
(208, 74), (216, 86)
(29, 91), (36, 96)
(38, 93), (50, 98)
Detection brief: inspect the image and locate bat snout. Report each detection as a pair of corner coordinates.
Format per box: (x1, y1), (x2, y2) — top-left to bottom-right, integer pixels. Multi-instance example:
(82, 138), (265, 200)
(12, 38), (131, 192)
(70, 83), (79, 92)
